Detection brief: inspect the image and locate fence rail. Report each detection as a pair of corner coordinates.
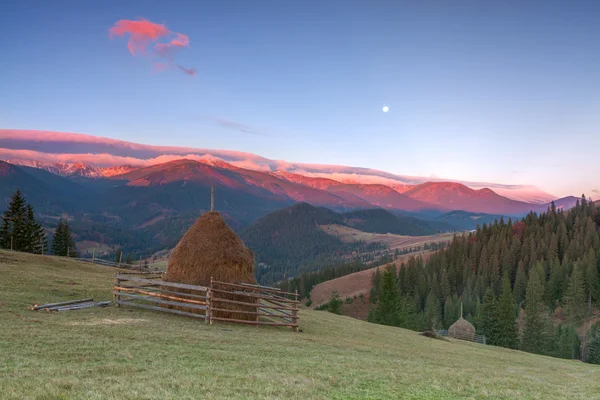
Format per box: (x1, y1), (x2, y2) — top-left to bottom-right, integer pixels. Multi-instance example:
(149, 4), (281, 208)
(113, 273), (299, 330)
(436, 329), (486, 344)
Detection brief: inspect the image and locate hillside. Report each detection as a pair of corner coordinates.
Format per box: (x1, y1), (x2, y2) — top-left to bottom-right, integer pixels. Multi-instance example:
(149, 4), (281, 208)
(2, 251), (598, 399)
(404, 182), (537, 215)
(435, 210), (508, 230)
(240, 203), (386, 284)
(240, 203), (455, 283)
(309, 252), (436, 308)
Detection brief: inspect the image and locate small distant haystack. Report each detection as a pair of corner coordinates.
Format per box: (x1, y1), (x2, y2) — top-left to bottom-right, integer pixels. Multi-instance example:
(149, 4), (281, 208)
(165, 211), (257, 320)
(448, 317), (476, 342)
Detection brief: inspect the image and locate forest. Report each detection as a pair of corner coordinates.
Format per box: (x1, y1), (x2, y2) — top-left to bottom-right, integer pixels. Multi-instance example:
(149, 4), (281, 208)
(366, 196), (600, 363)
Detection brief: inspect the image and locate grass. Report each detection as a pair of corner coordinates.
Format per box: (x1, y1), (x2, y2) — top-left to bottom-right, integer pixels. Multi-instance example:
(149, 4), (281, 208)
(1, 251), (599, 400)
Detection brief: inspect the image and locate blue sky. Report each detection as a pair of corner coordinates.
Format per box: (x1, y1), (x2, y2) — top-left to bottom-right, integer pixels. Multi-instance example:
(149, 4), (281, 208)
(1, 0), (599, 197)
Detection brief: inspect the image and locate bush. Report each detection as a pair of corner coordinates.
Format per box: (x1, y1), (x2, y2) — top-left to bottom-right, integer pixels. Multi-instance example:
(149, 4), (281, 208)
(328, 291), (342, 315)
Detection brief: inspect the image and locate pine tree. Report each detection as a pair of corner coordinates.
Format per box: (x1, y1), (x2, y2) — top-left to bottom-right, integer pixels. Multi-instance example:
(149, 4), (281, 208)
(586, 322), (600, 364)
(564, 261), (587, 326)
(23, 204), (46, 254)
(443, 296), (456, 329)
(0, 189), (27, 251)
(371, 264), (399, 326)
(51, 219), (76, 257)
(554, 324), (581, 360)
(481, 288), (499, 345)
(584, 249), (599, 313)
(521, 269), (553, 355)
(496, 275), (518, 349)
(424, 290), (442, 331)
(327, 291), (342, 315)
(513, 261), (527, 306)
(52, 220), (67, 256)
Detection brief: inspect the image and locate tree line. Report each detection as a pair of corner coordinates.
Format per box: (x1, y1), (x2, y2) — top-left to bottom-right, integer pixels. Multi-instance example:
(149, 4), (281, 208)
(368, 196), (600, 364)
(0, 189), (77, 257)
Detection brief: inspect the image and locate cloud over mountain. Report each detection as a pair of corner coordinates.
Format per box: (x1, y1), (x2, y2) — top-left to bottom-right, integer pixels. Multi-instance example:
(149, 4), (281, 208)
(0, 129), (556, 203)
(109, 18), (195, 76)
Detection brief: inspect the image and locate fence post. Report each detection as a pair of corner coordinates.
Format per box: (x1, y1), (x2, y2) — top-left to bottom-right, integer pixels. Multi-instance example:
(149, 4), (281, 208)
(92, 249), (95, 264)
(209, 277), (214, 325)
(292, 289), (299, 332)
(114, 272), (120, 307)
(205, 287), (211, 324)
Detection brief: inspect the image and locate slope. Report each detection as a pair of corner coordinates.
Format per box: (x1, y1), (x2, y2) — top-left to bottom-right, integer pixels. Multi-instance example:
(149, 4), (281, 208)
(240, 203), (384, 284)
(2, 251), (598, 399)
(404, 182), (538, 215)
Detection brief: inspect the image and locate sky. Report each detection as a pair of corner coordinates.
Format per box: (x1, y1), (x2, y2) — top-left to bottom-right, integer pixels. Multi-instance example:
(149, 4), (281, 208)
(1, 0), (599, 198)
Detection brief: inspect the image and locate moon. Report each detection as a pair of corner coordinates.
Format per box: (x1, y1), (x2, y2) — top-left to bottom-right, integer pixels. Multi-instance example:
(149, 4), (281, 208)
(382, 105), (389, 113)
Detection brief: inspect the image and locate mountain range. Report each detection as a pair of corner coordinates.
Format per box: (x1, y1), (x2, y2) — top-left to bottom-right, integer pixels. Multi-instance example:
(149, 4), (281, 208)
(0, 129), (586, 260)
(0, 129), (560, 203)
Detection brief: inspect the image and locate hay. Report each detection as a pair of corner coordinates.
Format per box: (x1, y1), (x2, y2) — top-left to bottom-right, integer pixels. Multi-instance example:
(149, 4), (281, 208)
(448, 317), (476, 341)
(165, 212), (257, 320)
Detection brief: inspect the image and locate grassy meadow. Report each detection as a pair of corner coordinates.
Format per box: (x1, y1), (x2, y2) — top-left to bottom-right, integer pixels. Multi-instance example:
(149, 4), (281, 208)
(1, 250), (599, 399)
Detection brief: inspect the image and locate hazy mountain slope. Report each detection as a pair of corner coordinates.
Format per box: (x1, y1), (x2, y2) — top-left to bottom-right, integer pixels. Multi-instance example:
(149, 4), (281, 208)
(340, 208), (453, 236)
(404, 182), (537, 215)
(435, 210), (507, 230)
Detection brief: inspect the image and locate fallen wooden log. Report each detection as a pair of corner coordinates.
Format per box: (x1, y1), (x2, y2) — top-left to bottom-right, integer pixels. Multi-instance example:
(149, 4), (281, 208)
(30, 298), (94, 311)
(48, 301), (111, 311)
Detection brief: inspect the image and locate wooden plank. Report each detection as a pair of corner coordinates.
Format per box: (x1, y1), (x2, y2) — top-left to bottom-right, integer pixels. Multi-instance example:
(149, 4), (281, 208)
(211, 281), (296, 297)
(116, 300), (207, 319)
(211, 317), (297, 327)
(49, 301), (110, 311)
(117, 275), (208, 292)
(117, 271), (163, 276)
(211, 297), (298, 311)
(115, 287), (208, 305)
(115, 292), (208, 311)
(257, 308), (295, 322)
(210, 288), (298, 304)
(115, 285), (208, 300)
(260, 296), (298, 308)
(210, 307), (299, 319)
(30, 298), (94, 311)
(259, 306), (292, 317)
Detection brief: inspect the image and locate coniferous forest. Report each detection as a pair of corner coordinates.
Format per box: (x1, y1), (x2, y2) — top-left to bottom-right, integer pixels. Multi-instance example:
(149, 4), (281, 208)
(368, 196), (600, 364)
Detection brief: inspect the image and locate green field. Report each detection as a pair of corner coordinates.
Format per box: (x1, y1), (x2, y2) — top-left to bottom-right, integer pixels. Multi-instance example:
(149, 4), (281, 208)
(1, 251), (599, 400)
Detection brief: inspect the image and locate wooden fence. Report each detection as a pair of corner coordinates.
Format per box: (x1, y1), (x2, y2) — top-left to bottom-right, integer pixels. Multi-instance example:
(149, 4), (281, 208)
(114, 273), (299, 330)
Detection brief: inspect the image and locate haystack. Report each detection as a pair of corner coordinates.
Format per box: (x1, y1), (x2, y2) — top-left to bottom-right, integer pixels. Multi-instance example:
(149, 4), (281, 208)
(448, 317), (476, 341)
(165, 211), (257, 320)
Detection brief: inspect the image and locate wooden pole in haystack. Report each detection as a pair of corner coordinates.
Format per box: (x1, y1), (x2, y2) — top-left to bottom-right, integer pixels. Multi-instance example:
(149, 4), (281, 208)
(210, 186), (215, 212)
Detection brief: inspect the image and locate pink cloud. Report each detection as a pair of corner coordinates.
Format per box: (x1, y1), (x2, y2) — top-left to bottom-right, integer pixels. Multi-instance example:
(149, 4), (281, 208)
(177, 65), (196, 76)
(109, 18), (195, 76)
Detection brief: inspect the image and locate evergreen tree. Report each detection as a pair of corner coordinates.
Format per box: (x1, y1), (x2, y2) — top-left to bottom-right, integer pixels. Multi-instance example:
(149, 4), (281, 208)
(371, 264), (399, 326)
(424, 290), (442, 330)
(51, 219), (76, 257)
(52, 220), (67, 256)
(496, 275), (518, 349)
(586, 322), (600, 364)
(513, 261), (527, 306)
(0, 189), (27, 251)
(584, 249), (599, 313)
(481, 288), (499, 344)
(443, 296), (456, 329)
(564, 261), (587, 326)
(554, 324), (581, 360)
(23, 204), (47, 254)
(521, 269), (553, 355)
(327, 291), (342, 315)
